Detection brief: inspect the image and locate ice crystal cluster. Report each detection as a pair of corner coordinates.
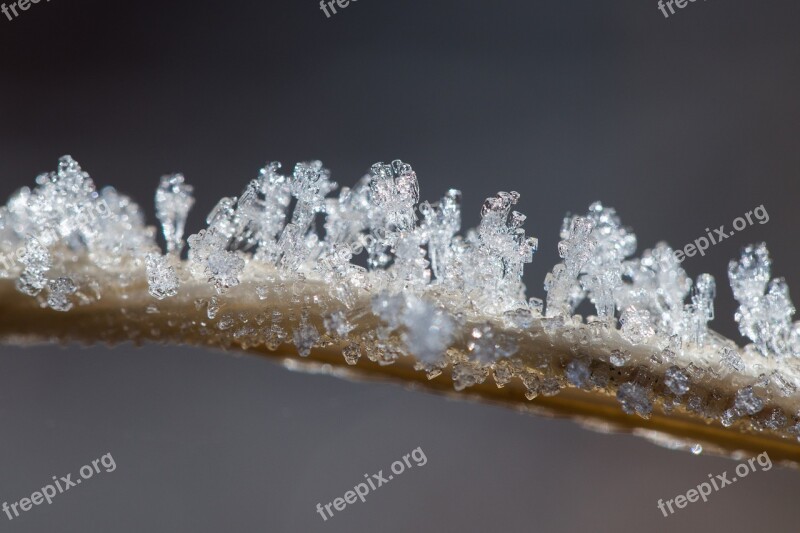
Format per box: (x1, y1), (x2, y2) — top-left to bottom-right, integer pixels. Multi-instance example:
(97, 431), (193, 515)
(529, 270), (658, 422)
(2, 156), (800, 441)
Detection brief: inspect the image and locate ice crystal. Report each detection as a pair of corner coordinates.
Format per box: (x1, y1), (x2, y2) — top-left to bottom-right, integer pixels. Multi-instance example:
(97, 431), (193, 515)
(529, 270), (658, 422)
(145, 253), (180, 300)
(609, 349), (630, 367)
(545, 203), (635, 320)
(729, 244), (796, 358)
(565, 358), (591, 388)
(0, 155), (155, 259)
(664, 366), (690, 396)
(685, 273), (716, 345)
(617, 382), (652, 418)
(545, 216), (594, 317)
(324, 311), (355, 338)
(342, 343), (361, 365)
(16, 237), (51, 296)
(419, 189), (461, 281)
(467, 325), (517, 363)
(205, 250), (245, 293)
(46, 276), (77, 312)
(719, 346), (745, 372)
(293, 310), (320, 357)
(619, 306), (655, 345)
(734, 386), (764, 416)
(463, 191), (538, 315)
(155, 174), (194, 255)
(372, 293), (455, 364)
(4, 155), (800, 437)
(369, 160), (419, 233)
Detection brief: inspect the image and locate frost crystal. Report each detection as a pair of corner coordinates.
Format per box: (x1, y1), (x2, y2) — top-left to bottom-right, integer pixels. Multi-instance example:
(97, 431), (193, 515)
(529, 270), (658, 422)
(419, 189), (461, 282)
(145, 253), (180, 300)
(545, 203), (636, 320)
(293, 310), (320, 357)
(620, 306), (655, 345)
(609, 349), (630, 367)
(464, 191), (537, 314)
(729, 244), (796, 358)
(664, 366), (690, 396)
(545, 216), (594, 317)
(205, 251), (245, 293)
(372, 293), (455, 364)
(369, 160), (419, 233)
(324, 311), (354, 338)
(156, 174), (194, 255)
(16, 237), (51, 296)
(4, 156), (800, 436)
(685, 273), (715, 345)
(734, 386), (764, 416)
(47, 276), (77, 312)
(617, 383), (652, 418)
(719, 346), (745, 372)
(566, 358), (591, 388)
(467, 325), (517, 363)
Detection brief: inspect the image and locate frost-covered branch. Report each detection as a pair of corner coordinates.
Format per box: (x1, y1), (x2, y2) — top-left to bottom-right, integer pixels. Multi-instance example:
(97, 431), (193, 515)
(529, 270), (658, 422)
(2, 156), (800, 465)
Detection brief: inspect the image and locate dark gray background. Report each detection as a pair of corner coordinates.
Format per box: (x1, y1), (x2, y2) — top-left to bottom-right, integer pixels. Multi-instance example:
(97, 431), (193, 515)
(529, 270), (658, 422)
(1, 0), (799, 531)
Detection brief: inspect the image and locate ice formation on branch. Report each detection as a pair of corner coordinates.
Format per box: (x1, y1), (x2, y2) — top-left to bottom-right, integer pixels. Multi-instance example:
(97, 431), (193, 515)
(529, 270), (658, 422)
(2, 156), (799, 438)
(729, 243), (798, 358)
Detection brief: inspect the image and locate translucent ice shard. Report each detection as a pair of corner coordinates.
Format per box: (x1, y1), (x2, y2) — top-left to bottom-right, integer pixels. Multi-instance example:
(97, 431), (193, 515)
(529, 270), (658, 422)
(155, 173), (194, 255)
(545, 216), (594, 318)
(419, 189), (461, 282)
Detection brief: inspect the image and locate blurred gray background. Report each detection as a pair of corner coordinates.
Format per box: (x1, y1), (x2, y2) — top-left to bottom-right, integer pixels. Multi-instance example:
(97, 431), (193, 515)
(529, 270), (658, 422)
(1, 0), (799, 531)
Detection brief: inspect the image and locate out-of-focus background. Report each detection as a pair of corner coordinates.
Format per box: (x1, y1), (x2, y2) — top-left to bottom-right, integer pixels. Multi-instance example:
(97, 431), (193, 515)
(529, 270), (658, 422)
(1, 1), (799, 531)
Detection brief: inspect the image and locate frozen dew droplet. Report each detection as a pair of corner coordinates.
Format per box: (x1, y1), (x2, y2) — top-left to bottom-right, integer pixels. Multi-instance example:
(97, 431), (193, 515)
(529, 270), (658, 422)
(690, 444), (703, 455)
